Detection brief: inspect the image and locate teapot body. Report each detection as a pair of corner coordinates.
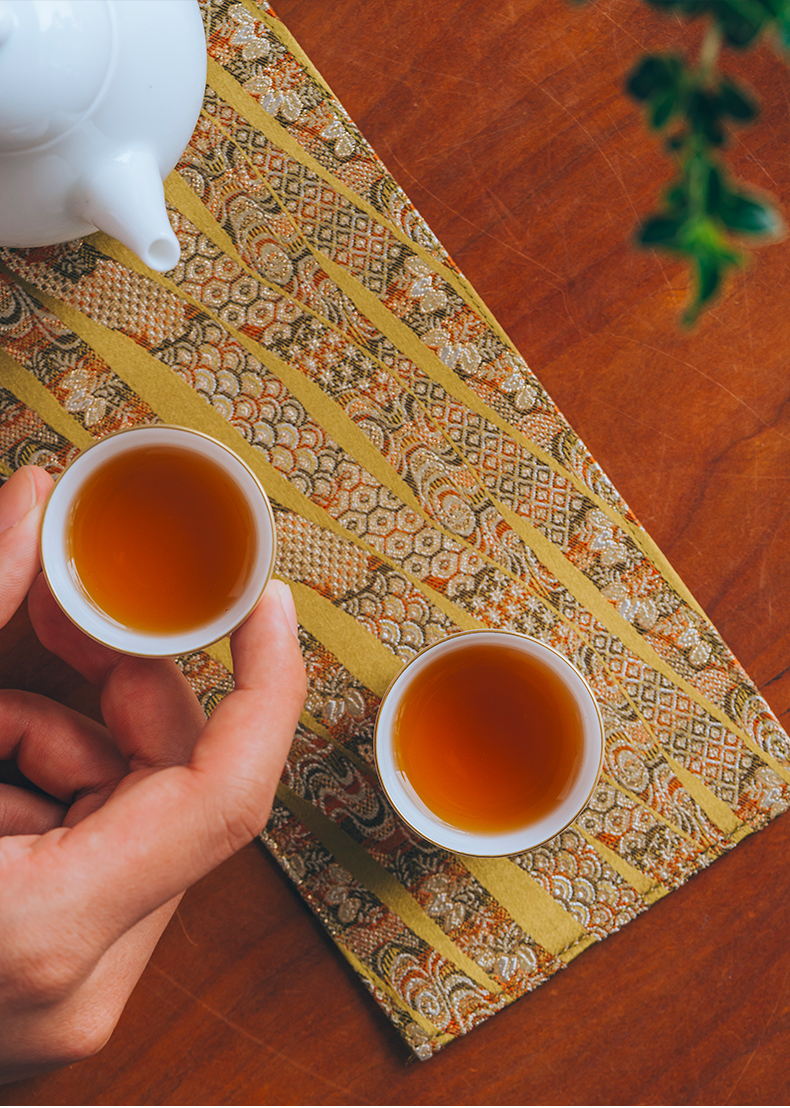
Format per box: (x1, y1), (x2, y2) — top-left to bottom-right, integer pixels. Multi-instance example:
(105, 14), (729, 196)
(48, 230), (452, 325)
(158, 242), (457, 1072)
(0, 0), (206, 270)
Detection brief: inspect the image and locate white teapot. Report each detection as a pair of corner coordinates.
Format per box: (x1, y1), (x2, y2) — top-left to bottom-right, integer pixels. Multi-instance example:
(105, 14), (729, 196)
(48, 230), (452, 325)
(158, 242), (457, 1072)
(0, 0), (207, 271)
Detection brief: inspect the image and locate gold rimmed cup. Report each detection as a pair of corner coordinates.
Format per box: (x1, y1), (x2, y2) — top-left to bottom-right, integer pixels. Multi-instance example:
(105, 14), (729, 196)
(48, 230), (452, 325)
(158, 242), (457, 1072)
(40, 425), (276, 657)
(374, 630), (604, 856)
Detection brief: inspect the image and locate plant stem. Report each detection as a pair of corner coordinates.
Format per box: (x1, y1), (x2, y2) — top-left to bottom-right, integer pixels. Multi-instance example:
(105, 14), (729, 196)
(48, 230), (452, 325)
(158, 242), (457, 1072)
(699, 22), (722, 78)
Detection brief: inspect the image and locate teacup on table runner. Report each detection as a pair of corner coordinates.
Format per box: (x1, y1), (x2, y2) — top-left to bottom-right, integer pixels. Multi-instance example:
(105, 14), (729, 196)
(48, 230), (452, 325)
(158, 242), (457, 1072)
(1, 0), (788, 1059)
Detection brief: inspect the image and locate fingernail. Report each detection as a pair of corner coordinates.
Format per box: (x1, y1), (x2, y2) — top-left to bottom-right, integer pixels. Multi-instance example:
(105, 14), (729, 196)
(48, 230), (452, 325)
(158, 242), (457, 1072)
(0, 467), (38, 533)
(269, 578), (300, 640)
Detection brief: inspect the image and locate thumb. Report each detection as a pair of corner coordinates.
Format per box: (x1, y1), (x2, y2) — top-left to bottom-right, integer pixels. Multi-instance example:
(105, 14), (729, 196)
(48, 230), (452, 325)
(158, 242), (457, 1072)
(8, 578), (306, 957)
(0, 466), (54, 628)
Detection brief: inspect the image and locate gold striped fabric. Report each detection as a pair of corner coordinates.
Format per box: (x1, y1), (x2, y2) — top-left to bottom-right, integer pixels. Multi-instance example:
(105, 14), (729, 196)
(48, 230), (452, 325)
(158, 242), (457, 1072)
(1, 0), (788, 1058)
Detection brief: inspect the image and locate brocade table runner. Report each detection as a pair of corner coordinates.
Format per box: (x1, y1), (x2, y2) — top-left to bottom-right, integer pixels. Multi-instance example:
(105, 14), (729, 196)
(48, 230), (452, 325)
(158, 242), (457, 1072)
(1, 0), (789, 1060)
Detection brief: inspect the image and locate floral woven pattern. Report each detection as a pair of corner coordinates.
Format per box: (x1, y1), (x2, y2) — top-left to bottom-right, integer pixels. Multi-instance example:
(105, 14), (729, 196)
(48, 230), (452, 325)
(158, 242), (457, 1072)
(1, 0), (788, 1059)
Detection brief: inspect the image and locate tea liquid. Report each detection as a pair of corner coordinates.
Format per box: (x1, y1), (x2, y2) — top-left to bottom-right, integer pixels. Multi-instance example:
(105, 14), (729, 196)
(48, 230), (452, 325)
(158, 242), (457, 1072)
(69, 444), (256, 634)
(394, 642), (585, 834)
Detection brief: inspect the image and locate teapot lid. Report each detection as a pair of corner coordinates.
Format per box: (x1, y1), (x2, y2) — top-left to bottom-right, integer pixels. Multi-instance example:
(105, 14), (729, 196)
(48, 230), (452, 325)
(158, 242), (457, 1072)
(0, 0), (115, 153)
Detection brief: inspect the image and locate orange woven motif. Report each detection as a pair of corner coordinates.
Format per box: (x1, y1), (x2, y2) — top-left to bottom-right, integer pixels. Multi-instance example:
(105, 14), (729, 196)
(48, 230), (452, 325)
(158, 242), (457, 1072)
(1, 0), (789, 1059)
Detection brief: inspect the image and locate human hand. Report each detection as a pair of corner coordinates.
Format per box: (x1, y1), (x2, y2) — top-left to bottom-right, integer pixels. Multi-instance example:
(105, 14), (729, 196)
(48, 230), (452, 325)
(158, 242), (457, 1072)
(0, 466), (306, 1084)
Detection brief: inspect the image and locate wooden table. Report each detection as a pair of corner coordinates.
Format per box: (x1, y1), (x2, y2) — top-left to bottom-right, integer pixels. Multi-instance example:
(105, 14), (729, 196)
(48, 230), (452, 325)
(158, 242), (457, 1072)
(5, 1), (790, 1102)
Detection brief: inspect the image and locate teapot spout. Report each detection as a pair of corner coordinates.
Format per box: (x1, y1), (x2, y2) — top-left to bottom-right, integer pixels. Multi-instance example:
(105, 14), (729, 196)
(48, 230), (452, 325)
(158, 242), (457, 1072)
(73, 147), (180, 272)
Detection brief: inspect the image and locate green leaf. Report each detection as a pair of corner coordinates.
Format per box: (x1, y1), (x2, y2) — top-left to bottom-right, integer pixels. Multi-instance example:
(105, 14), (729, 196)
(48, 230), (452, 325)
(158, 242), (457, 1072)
(650, 88), (680, 127)
(638, 216), (685, 245)
(627, 54), (676, 100)
(688, 88), (725, 145)
(719, 191), (782, 233)
(774, 10), (790, 52)
(697, 255), (723, 303)
(642, 0), (775, 48)
(718, 78), (758, 120)
(758, 0), (788, 16)
(601, 0), (786, 326)
(704, 163), (724, 214)
(721, 17), (762, 48)
(718, 0), (773, 47)
(665, 183), (690, 214)
(682, 256), (724, 328)
(645, 0), (706, 14)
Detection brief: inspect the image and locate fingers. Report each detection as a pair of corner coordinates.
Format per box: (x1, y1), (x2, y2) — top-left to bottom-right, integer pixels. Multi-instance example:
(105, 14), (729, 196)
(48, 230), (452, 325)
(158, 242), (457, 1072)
(0, 784), (65, 836)
(192, 579), (306, 812)
(0, 690), (127, 827)
(28, 576), (207, 770)
(0, 467), (53, 629)
(14, 580), (305, 954)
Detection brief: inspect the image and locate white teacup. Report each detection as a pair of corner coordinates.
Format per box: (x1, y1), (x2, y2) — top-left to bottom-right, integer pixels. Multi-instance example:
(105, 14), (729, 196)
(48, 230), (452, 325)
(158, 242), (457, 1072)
(374, 630), (604, 856)
(40, 425), (276, 657)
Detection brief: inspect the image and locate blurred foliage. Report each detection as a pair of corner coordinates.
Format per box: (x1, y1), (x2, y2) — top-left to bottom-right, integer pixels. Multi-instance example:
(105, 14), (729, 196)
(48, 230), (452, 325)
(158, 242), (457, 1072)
(580, 0), (790, 325)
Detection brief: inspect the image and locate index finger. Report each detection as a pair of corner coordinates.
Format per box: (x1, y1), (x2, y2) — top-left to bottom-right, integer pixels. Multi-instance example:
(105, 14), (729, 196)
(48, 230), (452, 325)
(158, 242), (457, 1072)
(4, 580), (306, 959)
(29, 575), (207, 771)
(0, 467), (53, 628)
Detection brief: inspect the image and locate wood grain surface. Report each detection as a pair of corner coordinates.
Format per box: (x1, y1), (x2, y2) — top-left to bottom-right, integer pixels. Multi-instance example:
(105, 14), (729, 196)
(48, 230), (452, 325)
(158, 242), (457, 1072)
(4, 1), (790, 1103)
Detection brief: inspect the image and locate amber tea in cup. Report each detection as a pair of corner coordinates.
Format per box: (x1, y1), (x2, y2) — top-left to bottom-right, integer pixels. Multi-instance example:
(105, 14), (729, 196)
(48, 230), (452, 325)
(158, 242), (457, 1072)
(70, 443), (255, 635)
(41, 425), (276, 656)
(374, 631), (604, 855)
